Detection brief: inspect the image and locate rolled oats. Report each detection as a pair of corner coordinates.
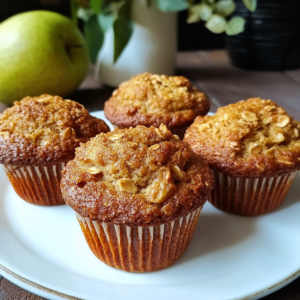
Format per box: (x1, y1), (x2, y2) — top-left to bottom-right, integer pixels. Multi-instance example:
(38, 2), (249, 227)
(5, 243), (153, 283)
(159, 123), (168, 133)
(127, 142), (138, 147)
(88, 167), (102, 175)
(241, 111), (258, 122)
(229, 141), (238, 148)
(0, 131), (9, 139)
(265, 147), (275, 155)
(155, 128), (165, 138)
(61, 127), (73, 139)
(110, 134), (123, 140)
(274, 133), (285, 143)
(198, 123), (210, 131)
(184, 97), (300, 177)
(276, 116), (290, 128)
(150, 144), (160, 150)
(248, 143), (262, 155)
(262, 117), (272, 125)
(256, 163), (265, 171)
(171, 165), (183, 180)
(118, 178), (137, 193)
(264, 105), (276, 111)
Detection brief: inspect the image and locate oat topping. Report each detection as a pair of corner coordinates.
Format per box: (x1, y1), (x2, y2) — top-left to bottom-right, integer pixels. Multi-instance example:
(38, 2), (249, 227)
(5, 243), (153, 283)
(61, 125), (214, 225)
(0, 94), (110, 165)
(110, 73), (207, 114)
(184, 98), (300, 177)
(104, 73), (210, 129)
(118, 178), (138, 193)
(88, 167), (102, 175)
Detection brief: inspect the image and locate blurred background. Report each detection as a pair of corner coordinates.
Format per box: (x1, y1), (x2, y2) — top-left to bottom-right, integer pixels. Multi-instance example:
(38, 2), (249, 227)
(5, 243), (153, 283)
(0, 0), (225, 51)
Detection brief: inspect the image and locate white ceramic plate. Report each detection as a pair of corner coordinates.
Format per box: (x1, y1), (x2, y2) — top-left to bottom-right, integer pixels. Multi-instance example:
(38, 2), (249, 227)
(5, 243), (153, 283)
(0, 110), (300, 300)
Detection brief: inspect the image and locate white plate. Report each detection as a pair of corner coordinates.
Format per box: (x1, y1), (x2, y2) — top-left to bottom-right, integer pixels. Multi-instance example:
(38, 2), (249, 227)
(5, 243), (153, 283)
(0, 110), (300, 300)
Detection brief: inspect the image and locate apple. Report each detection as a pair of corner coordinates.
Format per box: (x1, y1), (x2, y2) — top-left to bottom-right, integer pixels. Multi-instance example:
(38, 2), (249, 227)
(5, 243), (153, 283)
(0, 11), (89, 105)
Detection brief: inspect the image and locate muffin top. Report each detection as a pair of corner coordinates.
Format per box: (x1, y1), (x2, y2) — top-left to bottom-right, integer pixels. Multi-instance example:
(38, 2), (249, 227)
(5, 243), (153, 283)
(61, 125), (214, 226)
(104, 73), (210, 129)
(0, 94), (110, 165)
(184, 98), (300, 177)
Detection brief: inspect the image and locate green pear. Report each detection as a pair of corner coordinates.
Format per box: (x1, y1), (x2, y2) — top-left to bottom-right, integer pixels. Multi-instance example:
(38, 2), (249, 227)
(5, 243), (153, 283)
(0, 11), (89, 105)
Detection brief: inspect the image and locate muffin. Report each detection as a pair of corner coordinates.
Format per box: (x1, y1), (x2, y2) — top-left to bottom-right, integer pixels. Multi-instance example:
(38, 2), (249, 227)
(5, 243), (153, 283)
(104, 73), (210, 138)
(61, 124), (214, 272)
(0, 94), (110, 206)
(184, 98), (300, 216)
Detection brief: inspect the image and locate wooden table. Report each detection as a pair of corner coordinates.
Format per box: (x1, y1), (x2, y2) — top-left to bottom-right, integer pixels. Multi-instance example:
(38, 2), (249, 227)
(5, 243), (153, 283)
(1, 50), (300, 300)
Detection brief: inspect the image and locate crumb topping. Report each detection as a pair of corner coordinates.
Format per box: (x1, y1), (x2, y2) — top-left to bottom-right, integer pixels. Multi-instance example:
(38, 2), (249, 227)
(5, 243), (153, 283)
(104, 73), (210, 129)
(184, 98), (300, 177)
(61, 125), (214, 225)
(0, 94), (110, 165)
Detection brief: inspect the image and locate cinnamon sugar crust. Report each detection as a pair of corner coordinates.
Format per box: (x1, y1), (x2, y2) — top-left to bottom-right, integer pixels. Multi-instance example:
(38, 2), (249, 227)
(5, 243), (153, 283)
(104, 73), (210, 129)
(184, 98), (300, 177)
(0, 94), (110, 165)
(61, 125), (214, 225)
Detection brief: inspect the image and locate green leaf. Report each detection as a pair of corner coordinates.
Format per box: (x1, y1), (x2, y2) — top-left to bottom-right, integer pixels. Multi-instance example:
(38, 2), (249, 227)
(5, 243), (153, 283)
(242, 0), (257, 12)
(113, 19), (133, 63)
(77, 7), (94, 22)
(90, 0), (102, 14)
(146, 0), (152, 7)
(84, 14), (104, 63)
(110, 1), (127, 16)
(205, 14), (227, 33)
(226, 16), (246, 35)
(187, 4), (202, 23)
(154, 0), (189, 12)
(215, 0), (235, 17)
(113, 0), (133, 63)
(199, 3), (213, 21)
(69, 0), (78, 25)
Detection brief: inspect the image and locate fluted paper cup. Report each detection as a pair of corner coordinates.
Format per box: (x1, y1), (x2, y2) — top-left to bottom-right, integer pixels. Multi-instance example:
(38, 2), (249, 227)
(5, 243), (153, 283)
(3, 163), (66, 206)
(76, 206), (203, 272)
(210, 169), (298, 216)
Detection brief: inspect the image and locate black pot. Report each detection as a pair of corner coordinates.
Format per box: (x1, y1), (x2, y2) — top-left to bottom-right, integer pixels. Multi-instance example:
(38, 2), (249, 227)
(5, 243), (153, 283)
(225, 0), (300, 71)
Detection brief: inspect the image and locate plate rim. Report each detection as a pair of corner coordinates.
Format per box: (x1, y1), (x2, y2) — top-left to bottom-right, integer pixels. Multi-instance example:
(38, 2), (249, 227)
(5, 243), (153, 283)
(1, 110), (300, 300)
(0, 263), (79, 300)
(1, 245), (300, 300)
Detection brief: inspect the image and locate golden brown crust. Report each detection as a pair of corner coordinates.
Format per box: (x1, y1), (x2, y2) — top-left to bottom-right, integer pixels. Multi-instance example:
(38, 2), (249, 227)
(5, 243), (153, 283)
(0, 95), (110, 165)
(184, 98), (300, 177)
(61, 125), (214, 225)
(104, 73), (210, 129)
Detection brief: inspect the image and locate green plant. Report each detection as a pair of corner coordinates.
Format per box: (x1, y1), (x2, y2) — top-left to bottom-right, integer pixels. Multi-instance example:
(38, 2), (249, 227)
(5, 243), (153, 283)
(70, 0), (256, 64)
(187, 0), (256, 35)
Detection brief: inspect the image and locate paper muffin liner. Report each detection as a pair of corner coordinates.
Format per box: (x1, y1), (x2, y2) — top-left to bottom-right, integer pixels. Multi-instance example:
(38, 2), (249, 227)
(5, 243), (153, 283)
(3, 163), (66, 206)
(210, 169), (298, 216)
(76, 206), (203, 272)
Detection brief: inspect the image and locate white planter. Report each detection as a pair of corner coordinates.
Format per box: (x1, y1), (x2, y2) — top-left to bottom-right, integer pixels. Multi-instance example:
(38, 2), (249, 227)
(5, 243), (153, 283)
(95, 0), (177, 87)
